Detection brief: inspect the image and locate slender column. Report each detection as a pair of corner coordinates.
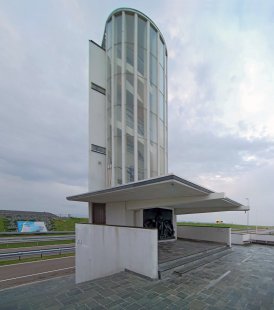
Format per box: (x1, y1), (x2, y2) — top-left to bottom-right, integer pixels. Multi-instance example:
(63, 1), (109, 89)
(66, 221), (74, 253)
(157, 32), (160, 175)
(121, 12), (126, 184)
(111, 16), (115, 186)
(88, 202), (92, 223)
(146, 21), (150, 178)
(165, 51), (168, 173)
(133, 14), (138, 182)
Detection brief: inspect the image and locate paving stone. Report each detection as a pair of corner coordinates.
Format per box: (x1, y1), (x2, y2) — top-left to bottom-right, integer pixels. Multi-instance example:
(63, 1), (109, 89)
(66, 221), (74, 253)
(2, 245), (274, 309)
(188, 299), (207, 310)
(124, 302), (143, 310)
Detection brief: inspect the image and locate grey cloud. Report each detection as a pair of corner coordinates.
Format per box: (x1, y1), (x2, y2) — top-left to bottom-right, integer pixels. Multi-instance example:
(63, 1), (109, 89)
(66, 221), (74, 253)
(0, 2), (89, 192)
(0, 172), (88, 216)
(1, 0), (274, 222)
(0, 1), (103, 216)
(169, 114), (274, 178)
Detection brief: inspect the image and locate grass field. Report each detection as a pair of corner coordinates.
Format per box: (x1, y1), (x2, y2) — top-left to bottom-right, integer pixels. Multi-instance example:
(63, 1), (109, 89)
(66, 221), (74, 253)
(0, 217), (88, 233)
(177, 222), (274, 230)
(0, 217), (9, 232)
(0, 239), (74, 249)
(0, 253), (75, 266)
(0, 217), (5, 232)
(52, 217), (88, 231)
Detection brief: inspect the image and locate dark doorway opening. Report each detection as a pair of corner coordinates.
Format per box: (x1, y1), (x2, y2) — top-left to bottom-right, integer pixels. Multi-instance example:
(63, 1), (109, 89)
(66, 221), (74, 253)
(92, 203), (106, 225)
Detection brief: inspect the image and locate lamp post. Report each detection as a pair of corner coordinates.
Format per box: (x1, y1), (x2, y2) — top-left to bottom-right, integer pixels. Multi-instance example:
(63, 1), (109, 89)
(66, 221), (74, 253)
(246, 198), (250, 233)
(252, 199), (258, 234)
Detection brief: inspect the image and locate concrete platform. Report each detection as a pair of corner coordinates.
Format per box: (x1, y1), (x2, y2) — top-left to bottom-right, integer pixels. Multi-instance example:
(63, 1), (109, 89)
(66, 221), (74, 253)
(158, 239), (231, 279)
(158, 238), (226, 264)
(2, 244), (274, 309)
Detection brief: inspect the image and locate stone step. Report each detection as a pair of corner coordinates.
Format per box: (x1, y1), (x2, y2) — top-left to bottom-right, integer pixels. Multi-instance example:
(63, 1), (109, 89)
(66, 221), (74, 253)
(158, 245), (232, 279)
(159, 244), (228, 271)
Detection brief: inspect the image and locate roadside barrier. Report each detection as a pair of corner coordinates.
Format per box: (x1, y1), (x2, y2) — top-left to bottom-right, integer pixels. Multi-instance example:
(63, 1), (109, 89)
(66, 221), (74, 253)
(0, 246), (75, 261)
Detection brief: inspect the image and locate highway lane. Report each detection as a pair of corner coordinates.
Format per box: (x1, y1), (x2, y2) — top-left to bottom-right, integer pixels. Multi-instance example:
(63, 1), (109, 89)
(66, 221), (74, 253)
(0, 256), (75, 290)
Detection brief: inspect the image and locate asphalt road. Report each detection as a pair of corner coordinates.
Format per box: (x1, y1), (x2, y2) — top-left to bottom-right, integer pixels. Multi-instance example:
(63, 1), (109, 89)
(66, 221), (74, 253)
(0, 256), (75, 290)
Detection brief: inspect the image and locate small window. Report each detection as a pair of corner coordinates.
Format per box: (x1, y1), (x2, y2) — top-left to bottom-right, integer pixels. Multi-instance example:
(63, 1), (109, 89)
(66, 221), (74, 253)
(91, 144), (106, 155)
(91, 83), (106, 95)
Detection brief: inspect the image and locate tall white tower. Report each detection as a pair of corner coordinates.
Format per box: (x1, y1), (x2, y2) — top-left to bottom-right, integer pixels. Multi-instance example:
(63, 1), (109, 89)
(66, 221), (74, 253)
(89, 8), (168, 191)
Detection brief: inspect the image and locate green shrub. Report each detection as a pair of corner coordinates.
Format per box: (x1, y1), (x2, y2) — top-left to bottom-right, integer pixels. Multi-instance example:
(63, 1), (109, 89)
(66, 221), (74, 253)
(52, 217), (88, 231)
(0, 217), (10, 232)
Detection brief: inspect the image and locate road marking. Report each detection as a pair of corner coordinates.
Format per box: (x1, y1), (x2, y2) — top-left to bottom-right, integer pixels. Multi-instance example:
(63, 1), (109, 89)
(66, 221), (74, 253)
(205, 271), (231, 289)
(241, 255), (251, 263)
(0, 266), (75, 283)
(0, 255), (74, 268)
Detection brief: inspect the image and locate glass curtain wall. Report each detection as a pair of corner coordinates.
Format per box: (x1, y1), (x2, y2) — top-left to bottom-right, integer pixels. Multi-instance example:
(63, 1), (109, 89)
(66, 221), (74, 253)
(105, 9), (167, 186)
(106, 19), (112, 186)
(137, 16), (147, 181)
(125, 13), (135, 183)
(113, 13), (122, 185)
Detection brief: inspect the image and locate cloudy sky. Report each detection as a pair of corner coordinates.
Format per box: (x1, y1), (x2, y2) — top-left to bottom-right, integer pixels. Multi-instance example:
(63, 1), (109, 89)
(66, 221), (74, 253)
(1, 0), (274, 224)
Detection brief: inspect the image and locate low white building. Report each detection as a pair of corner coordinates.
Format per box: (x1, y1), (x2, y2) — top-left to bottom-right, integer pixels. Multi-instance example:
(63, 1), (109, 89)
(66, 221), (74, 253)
(67, 8), (248, 283)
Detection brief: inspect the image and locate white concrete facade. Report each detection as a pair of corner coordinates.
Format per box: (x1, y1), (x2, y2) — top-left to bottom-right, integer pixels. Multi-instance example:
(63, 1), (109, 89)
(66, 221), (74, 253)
(87, 8), (173, 237)
(84, 8), (249, 235)
(69, 174), (248, 243)
(231, 232), (274, 245)
(105, 202), (135, 226)
(231, 232), (251, 245)
(89, 8), (168, 191)
(67, 7), (249, 284)
(104, 201), (176, 239)
(177, 226), (231, 247)
(75, 224), (158, 283)
(89, 42), (107, 192)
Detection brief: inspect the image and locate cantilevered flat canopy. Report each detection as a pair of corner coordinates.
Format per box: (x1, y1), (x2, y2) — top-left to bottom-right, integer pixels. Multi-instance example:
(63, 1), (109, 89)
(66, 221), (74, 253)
(67, 174), (248, 214)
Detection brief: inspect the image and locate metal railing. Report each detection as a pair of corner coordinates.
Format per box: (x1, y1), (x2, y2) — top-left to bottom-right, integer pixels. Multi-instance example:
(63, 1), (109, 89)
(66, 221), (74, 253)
(0, 231), (74, 236)
(0, 246), (75, 261)
(0, 235), (75, 244)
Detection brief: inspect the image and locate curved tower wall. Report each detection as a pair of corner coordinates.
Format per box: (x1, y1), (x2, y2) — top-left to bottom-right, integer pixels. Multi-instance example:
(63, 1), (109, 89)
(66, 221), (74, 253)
(104, 9), (168, 186)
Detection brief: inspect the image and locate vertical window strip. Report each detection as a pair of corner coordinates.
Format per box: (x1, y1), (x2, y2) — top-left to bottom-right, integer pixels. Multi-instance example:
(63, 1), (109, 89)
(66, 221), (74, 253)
(121, 11), (126, 184)
(146, 20), (150, 178)
(134, 13), (138, 182)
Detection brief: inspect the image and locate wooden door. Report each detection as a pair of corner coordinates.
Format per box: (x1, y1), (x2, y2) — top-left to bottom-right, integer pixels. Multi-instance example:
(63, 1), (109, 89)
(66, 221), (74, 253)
(92, 203), (106, 225)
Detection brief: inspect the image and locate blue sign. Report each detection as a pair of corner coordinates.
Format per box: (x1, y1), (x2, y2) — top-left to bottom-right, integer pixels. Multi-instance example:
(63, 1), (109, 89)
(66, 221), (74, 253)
(17, 221), (47, 233)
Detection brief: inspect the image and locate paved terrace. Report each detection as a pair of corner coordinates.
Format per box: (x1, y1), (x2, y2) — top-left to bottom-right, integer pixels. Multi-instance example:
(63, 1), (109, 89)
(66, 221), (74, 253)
(1, 244), (274, 309)
(158, 239), (223, 264)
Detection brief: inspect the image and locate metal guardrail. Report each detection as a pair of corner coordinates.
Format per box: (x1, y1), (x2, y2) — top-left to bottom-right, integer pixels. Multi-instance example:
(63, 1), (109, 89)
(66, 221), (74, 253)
(0, 235), (75, 244)
(0, 231), (75, 235)
(0, 246), (75, 261)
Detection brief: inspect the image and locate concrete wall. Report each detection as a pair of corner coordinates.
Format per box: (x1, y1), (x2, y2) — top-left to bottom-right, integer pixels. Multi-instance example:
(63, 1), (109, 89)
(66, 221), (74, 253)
(133, 209), (143, 227)
(231, 233), (274, 245)
(89, 41), (106, 192)
(177, 226), (231, 246)
(105, 204), (176, 238)
(173, 210), (177, 239)
(76, 224), (158, 283)
(250, 233), (274, 243)
(106, 202), (134, 226)
(231, 233), (251, 245)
